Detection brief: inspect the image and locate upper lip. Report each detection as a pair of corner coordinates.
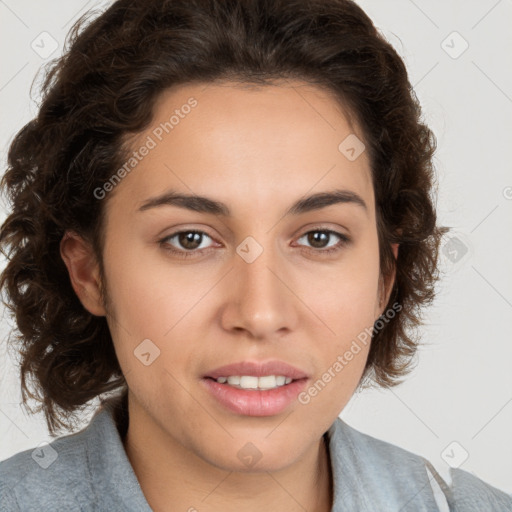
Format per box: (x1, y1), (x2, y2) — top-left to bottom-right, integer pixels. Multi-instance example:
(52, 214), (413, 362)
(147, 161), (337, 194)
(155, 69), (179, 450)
(205, 360), (310, 380)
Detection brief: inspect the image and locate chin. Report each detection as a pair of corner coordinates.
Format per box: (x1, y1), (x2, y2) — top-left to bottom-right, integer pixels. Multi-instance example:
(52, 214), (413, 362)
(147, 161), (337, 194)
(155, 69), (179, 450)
(190, 433), (302, 473)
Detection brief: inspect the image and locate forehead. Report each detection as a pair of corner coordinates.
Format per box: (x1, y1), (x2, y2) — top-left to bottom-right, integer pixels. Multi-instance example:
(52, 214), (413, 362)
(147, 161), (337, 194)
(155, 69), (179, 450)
(108, 79), (374, 218)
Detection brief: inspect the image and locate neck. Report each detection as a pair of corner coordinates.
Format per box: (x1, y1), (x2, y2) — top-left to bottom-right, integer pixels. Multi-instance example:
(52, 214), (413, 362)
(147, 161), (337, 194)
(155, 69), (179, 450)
(121, 396), (333, 512)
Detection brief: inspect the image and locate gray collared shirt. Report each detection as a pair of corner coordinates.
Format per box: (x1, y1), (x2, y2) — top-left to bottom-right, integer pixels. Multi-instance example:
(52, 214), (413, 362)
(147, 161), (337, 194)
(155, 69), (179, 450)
(1, 402), (511, 511)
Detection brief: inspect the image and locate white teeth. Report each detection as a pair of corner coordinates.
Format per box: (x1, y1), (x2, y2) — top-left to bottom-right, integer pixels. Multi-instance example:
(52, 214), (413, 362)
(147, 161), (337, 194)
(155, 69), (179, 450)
(257, 375), (277, 389)
(240, 376), (259, 389)
(215, 375), (295, 390)
(276, 375), (286, 386)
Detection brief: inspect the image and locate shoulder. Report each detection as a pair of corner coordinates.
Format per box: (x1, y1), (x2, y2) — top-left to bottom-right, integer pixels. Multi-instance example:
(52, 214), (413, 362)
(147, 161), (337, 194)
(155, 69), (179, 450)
(0, 419), (94, 512)
(327, 417), (512, 511)
(0, 399), (127, 512)
(327, 417), (444, 511)
(0, 396), (149, 512)
(448, 466), (512, 511)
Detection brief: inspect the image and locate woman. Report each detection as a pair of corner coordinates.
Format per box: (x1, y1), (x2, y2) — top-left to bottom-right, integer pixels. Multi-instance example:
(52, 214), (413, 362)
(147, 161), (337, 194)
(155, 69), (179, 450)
(0, 0), (510, 510)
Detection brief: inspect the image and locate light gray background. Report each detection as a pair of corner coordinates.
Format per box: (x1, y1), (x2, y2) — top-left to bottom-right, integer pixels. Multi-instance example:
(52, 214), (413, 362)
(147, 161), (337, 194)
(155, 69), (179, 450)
(1, 0), (511, 494)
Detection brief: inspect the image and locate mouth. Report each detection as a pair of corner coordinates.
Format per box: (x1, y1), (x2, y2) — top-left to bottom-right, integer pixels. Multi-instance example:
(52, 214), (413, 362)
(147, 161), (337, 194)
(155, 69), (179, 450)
(201, 360), (310, 416)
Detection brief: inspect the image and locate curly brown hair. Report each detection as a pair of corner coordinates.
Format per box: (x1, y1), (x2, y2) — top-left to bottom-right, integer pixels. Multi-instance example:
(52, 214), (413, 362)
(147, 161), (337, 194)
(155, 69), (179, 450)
(0, 0), (447, 436)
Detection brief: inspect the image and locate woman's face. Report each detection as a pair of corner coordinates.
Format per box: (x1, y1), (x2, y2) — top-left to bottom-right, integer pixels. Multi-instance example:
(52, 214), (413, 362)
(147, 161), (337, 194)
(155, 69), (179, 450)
(94, 80), (395, 471)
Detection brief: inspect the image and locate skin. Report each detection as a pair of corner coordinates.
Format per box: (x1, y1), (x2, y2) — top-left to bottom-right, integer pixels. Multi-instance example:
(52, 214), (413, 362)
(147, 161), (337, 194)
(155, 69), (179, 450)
(61, 80), (398, 512)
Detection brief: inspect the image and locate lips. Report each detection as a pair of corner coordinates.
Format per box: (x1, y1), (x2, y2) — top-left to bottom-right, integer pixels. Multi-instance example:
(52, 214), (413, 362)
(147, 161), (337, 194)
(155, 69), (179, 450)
(201, 360), (311, 415)
(204, 360), (310, 380)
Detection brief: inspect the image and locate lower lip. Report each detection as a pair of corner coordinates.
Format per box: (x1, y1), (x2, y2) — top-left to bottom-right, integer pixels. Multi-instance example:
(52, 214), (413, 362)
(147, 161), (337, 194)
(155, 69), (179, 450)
(201, 378), (309, 416)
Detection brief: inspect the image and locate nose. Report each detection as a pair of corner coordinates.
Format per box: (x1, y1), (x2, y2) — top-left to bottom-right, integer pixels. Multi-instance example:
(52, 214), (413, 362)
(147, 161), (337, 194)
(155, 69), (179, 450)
(220, 240), (299, 340)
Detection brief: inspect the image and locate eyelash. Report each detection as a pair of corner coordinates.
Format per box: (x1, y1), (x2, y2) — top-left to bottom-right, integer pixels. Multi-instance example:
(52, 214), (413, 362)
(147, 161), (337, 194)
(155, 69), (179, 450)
(159, 228), (351, 259)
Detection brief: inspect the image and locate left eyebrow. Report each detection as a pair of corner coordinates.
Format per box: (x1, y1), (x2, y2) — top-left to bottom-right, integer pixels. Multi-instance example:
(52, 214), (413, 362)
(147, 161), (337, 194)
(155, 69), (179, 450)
(137, 188), (368, 216)
(287, 189), (367, 216)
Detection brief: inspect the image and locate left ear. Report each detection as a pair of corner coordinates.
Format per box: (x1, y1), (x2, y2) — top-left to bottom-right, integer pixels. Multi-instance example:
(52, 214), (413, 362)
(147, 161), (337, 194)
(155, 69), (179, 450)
(376, 242), (399, 318)
(60, 230), (106, 317)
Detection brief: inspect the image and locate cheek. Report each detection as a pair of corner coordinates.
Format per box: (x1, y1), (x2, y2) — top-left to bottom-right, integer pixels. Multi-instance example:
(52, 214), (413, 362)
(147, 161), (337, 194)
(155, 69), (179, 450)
(298, 239), (380, 399)
(101, 240), (217, 384)
(101, 234), (193, 331)
(299, 271), (378, 413)
(305, 249), (381, 334)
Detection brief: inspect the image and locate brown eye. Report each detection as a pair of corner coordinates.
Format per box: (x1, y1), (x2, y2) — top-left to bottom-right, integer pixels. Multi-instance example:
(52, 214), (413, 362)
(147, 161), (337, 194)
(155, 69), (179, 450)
(177, 231), (205, 250)
(296, 229), (350, 255)
(160, 230), (215, 256)
(306, 231), (330, 249)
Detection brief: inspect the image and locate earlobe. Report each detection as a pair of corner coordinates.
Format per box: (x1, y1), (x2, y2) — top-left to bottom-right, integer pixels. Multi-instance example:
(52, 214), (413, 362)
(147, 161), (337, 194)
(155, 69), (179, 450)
(59, 231), (106, 316)
(391, 242), (399, 260)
